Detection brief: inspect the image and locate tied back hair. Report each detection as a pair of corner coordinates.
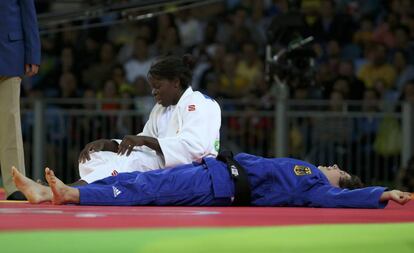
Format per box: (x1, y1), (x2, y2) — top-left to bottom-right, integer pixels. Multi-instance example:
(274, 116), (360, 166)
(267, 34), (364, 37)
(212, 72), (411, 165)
(148, 54), (195, 89)
(339, 174), (364, 190)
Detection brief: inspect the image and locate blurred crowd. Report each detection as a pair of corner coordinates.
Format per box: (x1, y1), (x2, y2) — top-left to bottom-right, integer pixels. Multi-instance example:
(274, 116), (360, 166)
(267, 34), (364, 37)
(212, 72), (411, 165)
(28, 0), (414, 108)
(20, 0), (414, 185)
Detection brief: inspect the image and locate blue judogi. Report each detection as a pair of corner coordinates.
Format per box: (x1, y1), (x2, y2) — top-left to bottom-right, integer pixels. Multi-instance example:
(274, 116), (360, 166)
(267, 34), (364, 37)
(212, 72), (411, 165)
(77, 153), (388, 208)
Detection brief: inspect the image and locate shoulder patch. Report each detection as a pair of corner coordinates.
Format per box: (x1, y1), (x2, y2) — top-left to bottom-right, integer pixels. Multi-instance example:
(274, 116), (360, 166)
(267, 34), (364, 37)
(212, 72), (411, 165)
(294, 165), (312, 176)
(188, 104), (196, 111)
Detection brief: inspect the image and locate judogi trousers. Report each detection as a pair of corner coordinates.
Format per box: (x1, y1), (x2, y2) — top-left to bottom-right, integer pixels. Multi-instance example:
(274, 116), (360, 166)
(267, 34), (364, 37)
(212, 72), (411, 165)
(0, 76), (25, 197)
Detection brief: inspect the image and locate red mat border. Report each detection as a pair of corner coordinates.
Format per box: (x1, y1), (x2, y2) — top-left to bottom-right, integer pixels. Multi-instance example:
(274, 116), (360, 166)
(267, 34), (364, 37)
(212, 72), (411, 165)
(1, 201), (413, 231)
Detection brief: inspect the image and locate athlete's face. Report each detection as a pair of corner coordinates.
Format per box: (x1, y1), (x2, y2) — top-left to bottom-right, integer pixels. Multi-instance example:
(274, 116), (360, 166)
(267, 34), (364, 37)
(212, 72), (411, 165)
(148, 76), (181, 107)
(317, 164), (351, 187)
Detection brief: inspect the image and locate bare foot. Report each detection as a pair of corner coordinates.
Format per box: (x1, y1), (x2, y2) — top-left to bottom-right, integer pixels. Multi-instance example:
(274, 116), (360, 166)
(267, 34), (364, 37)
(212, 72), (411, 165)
(45, 167), (79, 205)
(12, 166), (52, 203)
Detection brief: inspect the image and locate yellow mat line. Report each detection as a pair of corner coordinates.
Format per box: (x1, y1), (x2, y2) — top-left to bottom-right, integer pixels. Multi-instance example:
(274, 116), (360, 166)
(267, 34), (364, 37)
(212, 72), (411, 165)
(0, 200), (28, 203)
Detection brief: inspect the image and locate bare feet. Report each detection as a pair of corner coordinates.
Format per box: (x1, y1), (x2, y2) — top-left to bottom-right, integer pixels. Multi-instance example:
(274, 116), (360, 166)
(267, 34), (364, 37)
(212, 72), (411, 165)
(12, 166), (52, 203)
(45, 167), (80, 205)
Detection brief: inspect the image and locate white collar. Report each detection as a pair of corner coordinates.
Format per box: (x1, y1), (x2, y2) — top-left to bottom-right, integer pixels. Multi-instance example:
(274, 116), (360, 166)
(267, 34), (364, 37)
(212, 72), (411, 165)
(176, 86), (193, 106)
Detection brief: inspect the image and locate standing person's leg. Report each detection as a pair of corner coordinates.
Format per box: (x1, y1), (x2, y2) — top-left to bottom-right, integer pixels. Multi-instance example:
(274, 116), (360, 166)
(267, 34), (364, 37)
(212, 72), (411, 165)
(0, 76), (26, 200)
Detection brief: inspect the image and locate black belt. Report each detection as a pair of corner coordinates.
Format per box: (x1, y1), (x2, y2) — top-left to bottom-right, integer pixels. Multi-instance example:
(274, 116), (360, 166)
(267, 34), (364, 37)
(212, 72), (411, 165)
(216, 150), (251, 206)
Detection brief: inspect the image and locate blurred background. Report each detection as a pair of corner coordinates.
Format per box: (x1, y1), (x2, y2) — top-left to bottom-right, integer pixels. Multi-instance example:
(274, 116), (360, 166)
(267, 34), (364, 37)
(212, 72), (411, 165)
(15, 0), (414, 190)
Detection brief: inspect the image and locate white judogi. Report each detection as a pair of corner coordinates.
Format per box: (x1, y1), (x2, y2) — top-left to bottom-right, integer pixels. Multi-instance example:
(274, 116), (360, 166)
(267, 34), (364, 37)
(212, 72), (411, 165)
(79, 87), (221, 183)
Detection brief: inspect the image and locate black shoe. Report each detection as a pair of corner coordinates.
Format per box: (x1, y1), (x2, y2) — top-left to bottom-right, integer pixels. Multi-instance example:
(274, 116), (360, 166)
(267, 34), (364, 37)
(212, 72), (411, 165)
(6, 191), (27, 200)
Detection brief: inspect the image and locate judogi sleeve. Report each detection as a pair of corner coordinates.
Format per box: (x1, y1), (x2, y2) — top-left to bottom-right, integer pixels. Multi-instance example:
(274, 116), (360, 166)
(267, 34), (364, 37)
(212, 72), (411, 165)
(137, 105), (159, 137)
(158, 99), (221, 167)
(305, 185), (388, 209)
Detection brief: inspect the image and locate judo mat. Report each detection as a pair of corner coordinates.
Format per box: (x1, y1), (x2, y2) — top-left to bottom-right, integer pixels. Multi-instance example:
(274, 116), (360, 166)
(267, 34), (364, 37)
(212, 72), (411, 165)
(1, 188), (414, 253)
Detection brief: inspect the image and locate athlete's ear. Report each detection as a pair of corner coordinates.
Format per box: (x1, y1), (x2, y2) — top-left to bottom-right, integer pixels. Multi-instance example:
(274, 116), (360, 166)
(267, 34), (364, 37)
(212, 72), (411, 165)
(173, 78), (180, 88)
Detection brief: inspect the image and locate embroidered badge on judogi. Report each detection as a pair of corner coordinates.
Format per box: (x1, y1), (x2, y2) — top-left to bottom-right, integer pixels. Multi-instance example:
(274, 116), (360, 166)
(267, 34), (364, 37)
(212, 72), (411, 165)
(188, 104), (196, 111)
(294, 165), (312, 176)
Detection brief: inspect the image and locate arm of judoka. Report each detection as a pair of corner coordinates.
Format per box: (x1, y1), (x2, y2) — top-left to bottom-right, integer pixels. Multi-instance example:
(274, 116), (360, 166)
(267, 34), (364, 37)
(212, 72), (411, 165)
(138, 104), (160, 137)
(380, 190), (411, 205)
(305, 185), (388, 208)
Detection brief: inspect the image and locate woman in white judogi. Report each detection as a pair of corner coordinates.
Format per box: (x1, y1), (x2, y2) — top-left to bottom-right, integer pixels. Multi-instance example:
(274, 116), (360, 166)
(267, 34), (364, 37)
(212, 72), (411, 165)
(78, 55), (221, 183)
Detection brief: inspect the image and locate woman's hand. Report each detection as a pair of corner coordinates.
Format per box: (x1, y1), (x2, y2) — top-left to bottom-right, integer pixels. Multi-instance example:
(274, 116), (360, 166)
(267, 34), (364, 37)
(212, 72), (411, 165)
(380, 190), (412, 205)
(78, 139), (118, 163)
(117, 135), (162, 156)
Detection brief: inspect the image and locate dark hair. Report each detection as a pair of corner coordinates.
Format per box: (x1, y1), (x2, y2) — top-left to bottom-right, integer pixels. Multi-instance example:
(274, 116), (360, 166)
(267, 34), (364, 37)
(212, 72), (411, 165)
(339, 174), (364, 190)
(148, 54), (195, 89)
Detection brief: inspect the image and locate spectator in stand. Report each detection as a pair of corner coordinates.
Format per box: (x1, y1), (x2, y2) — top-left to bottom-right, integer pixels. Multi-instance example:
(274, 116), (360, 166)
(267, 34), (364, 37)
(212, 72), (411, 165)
(77, 35), (100, 72)
(110, 64), (130, 94)
(392, 25), (414, 64)
(371, 78), (399, 105)
(313, 62), (335, 99)
(175, 9), (202, 49)
(58, 72), (80, 103)
(225, 8), (251, 53)
(235, 41), (263, 86)
(156, 26), (184, 56)
(308, 0), (355, 45)
(123, 37), (153, 84)
(372, 12), (398, 48)
(82, 42), (116, 91)
(330, 77), (351, 99)
(58, 23), (81, 48)
(218, 53), (250, 99)
(353, 15), (375, 49)
(190, 21), (219, 91)
(99, 79), (119, 111)
(59, 46), (77, 75)
(403, 13), (414, 41)
(108, 22), (139, 53)
(245, 0), (268, 51)
(337, 60), (365, 100)
(388, 0), (413, 22)
(393, 50), (414, 94)
(198, 43), (227, 96)
(155, 14), (176, 41)
(325, 39), (342, 74)
(358, 42), (397, 90)
(115, 23), (154, 64)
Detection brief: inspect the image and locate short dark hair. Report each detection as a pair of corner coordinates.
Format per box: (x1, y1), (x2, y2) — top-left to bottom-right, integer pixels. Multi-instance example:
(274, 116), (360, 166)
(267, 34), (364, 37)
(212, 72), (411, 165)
(148, 54), (195, 89)
(339, 174), (363, 190)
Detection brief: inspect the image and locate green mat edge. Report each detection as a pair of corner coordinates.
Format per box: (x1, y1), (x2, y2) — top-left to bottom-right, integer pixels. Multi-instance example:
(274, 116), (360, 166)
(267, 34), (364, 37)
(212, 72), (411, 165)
(1, 222), (414, 253)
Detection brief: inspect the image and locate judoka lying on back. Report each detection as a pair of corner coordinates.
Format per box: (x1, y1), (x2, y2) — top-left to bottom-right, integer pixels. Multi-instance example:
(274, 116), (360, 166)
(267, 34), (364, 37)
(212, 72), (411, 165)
(12, 153), (411, 208)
